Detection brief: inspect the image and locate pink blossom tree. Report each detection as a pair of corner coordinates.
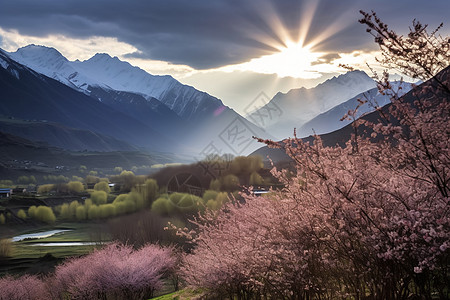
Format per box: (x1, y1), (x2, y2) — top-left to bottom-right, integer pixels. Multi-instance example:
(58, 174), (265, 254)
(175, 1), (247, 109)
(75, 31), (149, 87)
(0, 275), (50, 300)
(179, 12), (449, 299)
(52, 243), (176, 299)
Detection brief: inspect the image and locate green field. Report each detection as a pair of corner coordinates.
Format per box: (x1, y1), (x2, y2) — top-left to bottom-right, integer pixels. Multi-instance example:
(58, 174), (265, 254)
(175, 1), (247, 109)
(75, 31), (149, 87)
(0, 222), (109, 276)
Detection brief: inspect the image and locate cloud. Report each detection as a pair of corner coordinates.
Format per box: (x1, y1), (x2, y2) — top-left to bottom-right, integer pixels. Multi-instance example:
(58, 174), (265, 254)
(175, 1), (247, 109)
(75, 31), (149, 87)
(311, 53), (341, 65)
(0, 28), (138, 61)
(1, 0), (448, 69)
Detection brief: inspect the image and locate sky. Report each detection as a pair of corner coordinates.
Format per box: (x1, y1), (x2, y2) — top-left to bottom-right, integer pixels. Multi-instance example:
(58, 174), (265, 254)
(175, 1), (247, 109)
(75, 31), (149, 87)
(0, 0), (449, 114)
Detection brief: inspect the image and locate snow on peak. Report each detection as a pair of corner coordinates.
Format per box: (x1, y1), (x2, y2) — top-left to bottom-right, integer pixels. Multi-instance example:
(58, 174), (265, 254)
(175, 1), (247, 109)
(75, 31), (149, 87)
(5, 44), (225, 121)
(13, 44), (68, 68)
(9, 45), (103, 91)
(316, 70), (373, 89)
(0, 52), (10, 70)
(73, 52), (177, 99)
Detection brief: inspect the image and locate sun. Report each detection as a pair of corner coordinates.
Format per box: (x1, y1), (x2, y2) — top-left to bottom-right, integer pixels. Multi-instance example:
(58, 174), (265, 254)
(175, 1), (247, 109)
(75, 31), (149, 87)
(217, 0), (360, 79)
(264, 40), (325, 78)
(225, 40), (325, 79)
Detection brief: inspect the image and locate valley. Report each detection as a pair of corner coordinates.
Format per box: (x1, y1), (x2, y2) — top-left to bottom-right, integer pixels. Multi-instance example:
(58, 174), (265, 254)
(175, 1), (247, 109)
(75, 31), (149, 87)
(0, 4), (448, 298)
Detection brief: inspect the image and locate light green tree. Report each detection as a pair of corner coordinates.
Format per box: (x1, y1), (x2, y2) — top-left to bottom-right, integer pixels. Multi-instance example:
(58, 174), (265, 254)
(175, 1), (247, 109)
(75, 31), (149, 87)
(151, 197), (174, 216)
(34, 206), (56, 223)
(87, 205), (99, 220)
(203, 190), (219, 202)
(98, 204), (116, 218)
(206, 199), (221, 210)
(90, 190), (108, 205)
(221, 174), (240, 191)
(249, 171), (264, 185)
(17, 209), (27, 219)
(216, 192), (229, 205)
(38, 184), (54, 194)
(76, 206), (87, 220)
(79, 165), (87, 173)
(59, 203), (70, 220)
(69, 201), (80, 218)
(68, 181), (84, 193)
(94, 181), (110, 193)
(28, 206), (37, 218)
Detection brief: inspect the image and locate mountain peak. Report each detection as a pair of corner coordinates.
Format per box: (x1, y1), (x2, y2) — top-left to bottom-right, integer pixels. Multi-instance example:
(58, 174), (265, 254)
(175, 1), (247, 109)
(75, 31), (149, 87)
(319, 69), (372, 87)
(14, 44), (67, 62)
(89, 53), (115, 61)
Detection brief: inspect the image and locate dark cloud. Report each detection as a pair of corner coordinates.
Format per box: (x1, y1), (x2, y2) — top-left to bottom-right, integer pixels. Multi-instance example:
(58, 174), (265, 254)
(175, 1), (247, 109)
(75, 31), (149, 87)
(0, 0), (448, 69)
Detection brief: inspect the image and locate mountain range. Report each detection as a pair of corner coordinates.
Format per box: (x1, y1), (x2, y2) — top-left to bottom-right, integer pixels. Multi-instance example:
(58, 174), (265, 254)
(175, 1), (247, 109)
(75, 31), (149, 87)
(248, 70), (377, 139)
(0, 48), (175, 152)
(252, 66), (449, 163)
(0, 44), (405, 163)
(296, 81), (413, 137)
(1, 45), (273, 157)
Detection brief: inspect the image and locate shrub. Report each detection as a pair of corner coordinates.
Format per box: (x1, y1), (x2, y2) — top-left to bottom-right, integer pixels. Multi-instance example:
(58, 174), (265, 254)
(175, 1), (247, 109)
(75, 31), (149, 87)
(59, 203), (70, 220)
(34, 206), (56, 223)
(0, 180), (13, 187)
(151, 197), (174, 216)
(98, 204), (116, 218)
(75, 206), (87, 220)
(67, 181), (84, 193)
(0, 238), (12, 258)
(53, 243), (176, 299)
(90, 190), (107, 205)
(202, 190), (218, 202)
(249, 171), (263, 185)
(0, 275), (50, 300)
(17, 175), (36, 184)
(87, 204), (99, 220)
(37, 184), (54, 194)
(220, 174), (239, 191)
(209, 179), (221, 191)
(17, 209), (27, 219)
(94, 181), (110, 193)
(68, 200), (80, 218)
(27, 206), (37, 219)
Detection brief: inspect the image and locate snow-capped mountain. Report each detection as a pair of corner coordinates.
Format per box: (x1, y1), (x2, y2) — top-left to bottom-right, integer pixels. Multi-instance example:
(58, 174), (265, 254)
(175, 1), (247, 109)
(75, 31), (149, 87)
(249, 70), (376, 139)
(9, 45), (225, 122)
(252, 66), (449, 163)
(0, 49), (181, 152)
(296, 81), (414, 137)
(9, 45), (97, 91)
(5, 45), (273, 156)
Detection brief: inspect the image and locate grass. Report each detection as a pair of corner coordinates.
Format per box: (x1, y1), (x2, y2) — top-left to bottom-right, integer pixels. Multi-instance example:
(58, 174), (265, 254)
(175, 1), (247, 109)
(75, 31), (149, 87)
(0, 222), (109, 276)
(150, 289), (206, 300)
(151, 292), (179, 300)
(11, 222), (109, 259)
(12, 243), (96, 259)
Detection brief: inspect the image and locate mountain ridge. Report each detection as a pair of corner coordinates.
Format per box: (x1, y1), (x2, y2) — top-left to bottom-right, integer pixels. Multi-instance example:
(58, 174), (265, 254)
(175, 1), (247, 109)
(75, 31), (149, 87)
(9, 45), (228, 122)
(0, 49), (182, 153)
(251, 66), (450, 163)
(6, 44), (273, 157)
(249, 70), (376, 139)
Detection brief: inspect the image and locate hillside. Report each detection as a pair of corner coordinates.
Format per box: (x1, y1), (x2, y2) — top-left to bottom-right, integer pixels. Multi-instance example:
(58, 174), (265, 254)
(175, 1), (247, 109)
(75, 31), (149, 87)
(0, 131), (179, 179)
(0, 49), (182, 153)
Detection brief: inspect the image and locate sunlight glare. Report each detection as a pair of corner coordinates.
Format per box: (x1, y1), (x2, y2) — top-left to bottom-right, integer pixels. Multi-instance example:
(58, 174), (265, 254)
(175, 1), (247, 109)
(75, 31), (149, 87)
(230, 0), (362, 78)
(223, 40), (325, 79)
